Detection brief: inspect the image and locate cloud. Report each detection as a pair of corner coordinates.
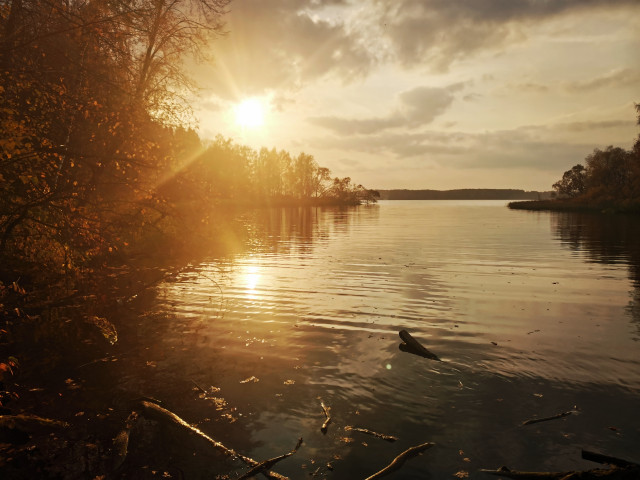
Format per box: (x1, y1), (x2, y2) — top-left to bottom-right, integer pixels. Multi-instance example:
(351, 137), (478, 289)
(564, 68), (640, 92)
(307, 83), (464, 134)
(197, 0), (640, 97)
(309, 120), (632, 173)
(512, 82), (550, 93)
(376, 0), (640, 70)
(203, 0), (375, 98)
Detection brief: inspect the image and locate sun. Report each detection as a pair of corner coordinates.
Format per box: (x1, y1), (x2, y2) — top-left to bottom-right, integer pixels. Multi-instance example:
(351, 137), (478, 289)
(234, 98), (264, 129)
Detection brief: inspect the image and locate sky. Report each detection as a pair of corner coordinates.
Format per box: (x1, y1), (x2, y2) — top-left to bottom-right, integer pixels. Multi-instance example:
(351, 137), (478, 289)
(190, 0), (640, 191)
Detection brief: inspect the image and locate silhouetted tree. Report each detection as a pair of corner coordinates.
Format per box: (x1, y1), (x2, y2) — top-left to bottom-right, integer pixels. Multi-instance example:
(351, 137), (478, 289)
(553, 164), (586, 198)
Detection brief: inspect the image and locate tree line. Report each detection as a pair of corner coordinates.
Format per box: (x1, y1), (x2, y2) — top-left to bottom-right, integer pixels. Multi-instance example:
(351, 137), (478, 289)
(164, 132), (379, 207)
(551, 105), (640, 211)
(0, 1), (377, 284)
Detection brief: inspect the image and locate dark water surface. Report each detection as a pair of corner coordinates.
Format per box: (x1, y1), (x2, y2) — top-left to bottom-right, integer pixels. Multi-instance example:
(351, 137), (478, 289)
(111, 201), (640, 478)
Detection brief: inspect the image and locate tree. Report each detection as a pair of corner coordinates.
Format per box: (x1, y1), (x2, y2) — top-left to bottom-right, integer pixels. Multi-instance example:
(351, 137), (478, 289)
(552, 164), (586, 198)
(129, 0), (230, 117)
(584, 146), (634, 199)
(0, 0), (230, 273)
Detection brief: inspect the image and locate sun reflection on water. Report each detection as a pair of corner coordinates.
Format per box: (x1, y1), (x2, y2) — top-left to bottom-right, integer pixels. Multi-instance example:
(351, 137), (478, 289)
(244, 264), (261, 296)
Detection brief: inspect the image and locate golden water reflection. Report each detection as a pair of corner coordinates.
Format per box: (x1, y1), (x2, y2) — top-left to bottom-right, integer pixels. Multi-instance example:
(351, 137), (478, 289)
(144, 202), (640, 478)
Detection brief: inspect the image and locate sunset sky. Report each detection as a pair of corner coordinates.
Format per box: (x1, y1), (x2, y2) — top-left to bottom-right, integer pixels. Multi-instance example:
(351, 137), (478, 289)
(191, 0), (640, 191)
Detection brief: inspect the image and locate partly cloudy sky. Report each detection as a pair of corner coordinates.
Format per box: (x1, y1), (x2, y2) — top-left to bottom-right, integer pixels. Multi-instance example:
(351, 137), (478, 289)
(191, 0), (640, 191)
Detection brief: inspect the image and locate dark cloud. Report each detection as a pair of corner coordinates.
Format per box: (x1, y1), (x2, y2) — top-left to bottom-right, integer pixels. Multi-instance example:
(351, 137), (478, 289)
(199, 0), (639, 95)
(377, 0), (639, 70)
(307, 83), (464, 134)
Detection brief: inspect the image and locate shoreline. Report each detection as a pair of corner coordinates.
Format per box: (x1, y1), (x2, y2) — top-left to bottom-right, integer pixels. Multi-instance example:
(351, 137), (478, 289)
(508, 199), (640, 214)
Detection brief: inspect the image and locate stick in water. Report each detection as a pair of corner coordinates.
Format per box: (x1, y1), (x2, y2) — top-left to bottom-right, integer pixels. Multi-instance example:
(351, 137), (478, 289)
(364, 441), (435, 480)
(238, 438), (303, 480)
(521, 410), (573, 426)
(345, 426), (398, 442)
(320, 401), (331, 433)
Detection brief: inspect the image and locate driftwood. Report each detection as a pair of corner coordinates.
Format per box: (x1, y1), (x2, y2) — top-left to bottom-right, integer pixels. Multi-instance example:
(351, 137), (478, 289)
(479, 465), (640, 479)
(480, 452), (639, 480)
(345, 426), (398, 442)
(398, 330), (441, 361)
(0, 414), (70, 444)
(581, 450), (639, 469)
(522, 410), (574, 426)
(364, 441), (435, 480)
(320, 401), (331, 433)
(237, 437), (303, 480)
(113, 400), (289, 480)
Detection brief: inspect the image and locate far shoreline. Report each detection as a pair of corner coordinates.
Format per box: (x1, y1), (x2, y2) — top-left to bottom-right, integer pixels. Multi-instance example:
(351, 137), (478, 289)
(508, 199), (640, 214)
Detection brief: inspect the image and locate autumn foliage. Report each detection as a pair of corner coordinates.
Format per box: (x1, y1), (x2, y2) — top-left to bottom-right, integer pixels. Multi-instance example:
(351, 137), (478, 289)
(551, 105), (640, 212)
(0, 1), (377, 293)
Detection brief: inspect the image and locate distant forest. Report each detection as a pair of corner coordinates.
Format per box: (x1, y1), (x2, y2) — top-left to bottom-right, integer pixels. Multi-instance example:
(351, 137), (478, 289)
(378, 189), (553, 200)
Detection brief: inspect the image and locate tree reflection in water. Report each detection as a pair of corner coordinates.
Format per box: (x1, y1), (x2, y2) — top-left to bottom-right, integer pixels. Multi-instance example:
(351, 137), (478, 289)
(552, 212), (640, 338)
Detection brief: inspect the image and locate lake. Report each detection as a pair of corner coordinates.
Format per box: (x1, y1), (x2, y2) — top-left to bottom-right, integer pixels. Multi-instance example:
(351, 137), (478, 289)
(111, 200), (640, 479)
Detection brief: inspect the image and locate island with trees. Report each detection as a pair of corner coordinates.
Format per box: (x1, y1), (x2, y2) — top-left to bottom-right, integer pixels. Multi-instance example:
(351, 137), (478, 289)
(509, 105), (640, 213)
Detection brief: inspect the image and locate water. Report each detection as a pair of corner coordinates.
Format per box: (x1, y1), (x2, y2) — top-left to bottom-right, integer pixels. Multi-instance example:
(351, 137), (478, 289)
(112, 201), (640, 478)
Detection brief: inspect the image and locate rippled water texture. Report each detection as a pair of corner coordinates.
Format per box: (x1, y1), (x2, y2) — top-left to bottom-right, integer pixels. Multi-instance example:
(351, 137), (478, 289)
(122, 201), (640, 478)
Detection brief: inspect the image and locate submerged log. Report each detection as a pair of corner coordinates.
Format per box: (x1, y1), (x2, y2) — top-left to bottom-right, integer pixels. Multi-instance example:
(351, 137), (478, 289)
(398, 330), (441, 361)
(364, 441), (435, 480)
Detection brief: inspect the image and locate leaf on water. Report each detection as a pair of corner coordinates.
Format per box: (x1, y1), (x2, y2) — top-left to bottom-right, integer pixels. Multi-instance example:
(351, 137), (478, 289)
(239, 376), (259, 383)
(283, 379), (295, 385)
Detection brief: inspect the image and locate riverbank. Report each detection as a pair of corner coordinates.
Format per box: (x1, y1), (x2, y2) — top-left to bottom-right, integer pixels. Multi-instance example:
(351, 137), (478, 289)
(508, 199), (640, 214)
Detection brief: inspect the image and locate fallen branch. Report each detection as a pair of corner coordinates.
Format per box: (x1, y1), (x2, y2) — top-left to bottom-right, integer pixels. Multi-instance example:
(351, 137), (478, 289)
(345, 426), (397, 442)
(0, 413), (69, 444)
(479, 466), (574, 479)
(320, 401), (331, 434)
(115, 400), (289, 480)
(479, 465), (640, 479)
(237, 437), (303, 480)
(364, 441), (434, 480)
(521, 410), (573, 426)
(398, 330), (440, 361)
(581, 450), (639, 469)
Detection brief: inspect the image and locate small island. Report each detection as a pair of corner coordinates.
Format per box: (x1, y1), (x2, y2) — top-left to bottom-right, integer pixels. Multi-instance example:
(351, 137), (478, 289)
(509, 105), (640, 214)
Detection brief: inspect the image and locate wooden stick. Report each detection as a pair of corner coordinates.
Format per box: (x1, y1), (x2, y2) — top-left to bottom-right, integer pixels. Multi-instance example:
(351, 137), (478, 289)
(479, 466), (640, 479)
(479, 466), (572, 479)
(237, 438), (303, 480)
(364, 441), (434, 480)
(581, 450), (639, 468)
(135, 400), (288, 480)
(521, 411), (573, 426)
(345, 426), (398, 442)
(320, 402), (331, 433)
(190, 379), (208, 395)
(398, 330), (441, 361)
